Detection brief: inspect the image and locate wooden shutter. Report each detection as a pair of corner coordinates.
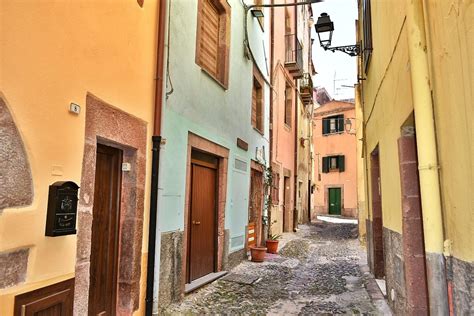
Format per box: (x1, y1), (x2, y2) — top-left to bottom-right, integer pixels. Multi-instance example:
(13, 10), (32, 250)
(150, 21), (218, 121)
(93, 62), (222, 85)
(252, 81), (257, 128)
(256, 81), (263, 132)
(322, 117), (330, 135)
(337, 115), (345, 132)
(272, 172), (280, 204)
(322, 157), (329, 173)
(362, 0), (373, 72)
(200, 0), (220, 77)
(338, 155), (345, 172)
(285, 84), (292, 126)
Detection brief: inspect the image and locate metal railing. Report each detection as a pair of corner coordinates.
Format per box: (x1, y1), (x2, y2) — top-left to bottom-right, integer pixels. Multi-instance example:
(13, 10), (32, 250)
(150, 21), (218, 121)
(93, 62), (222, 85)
(300, 73), (313, 91)
(285, 34), (303, 72)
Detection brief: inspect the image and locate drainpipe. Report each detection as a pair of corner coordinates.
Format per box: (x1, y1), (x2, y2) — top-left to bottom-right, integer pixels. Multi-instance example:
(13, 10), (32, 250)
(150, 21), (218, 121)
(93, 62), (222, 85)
(146, 0), (167, 315)
(405, 1), (448, 314)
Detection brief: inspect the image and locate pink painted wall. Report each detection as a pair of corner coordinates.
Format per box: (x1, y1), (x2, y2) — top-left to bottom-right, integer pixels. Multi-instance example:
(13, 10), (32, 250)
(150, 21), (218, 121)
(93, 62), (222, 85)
(312, 101), (358, 218)
(269, 2), (297, 234)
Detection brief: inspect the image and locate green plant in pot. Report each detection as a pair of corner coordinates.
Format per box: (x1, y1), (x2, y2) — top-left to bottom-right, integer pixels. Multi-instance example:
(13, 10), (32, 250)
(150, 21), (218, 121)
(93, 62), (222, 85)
(266, 234), (282, 254)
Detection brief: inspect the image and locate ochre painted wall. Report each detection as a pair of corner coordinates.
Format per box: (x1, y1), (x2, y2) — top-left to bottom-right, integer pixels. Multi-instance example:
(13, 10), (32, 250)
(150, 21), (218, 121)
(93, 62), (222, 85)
(313, 102), (357, 217)
(0, 0), (159, 314)
(358, 0), (473, 262)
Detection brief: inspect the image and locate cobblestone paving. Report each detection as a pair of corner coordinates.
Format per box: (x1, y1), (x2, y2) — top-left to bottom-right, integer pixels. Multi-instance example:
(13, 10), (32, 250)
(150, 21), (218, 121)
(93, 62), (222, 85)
(163, 221), (386, 315)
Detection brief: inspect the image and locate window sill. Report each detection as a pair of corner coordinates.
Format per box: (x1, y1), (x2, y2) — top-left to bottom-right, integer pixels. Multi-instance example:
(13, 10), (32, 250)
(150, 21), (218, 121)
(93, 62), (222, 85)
(322, 131), (344, 136)
(200, 67), (228, 90)
(253, 126), (264, 135)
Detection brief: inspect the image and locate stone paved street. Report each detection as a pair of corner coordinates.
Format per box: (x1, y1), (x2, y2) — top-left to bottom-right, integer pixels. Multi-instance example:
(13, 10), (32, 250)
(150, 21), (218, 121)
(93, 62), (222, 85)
(164, 220), (390, 315)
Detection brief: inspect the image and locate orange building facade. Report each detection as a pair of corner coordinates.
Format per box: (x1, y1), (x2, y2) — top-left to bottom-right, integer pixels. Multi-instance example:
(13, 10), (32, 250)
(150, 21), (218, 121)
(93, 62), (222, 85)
(312, 100), (357, 218)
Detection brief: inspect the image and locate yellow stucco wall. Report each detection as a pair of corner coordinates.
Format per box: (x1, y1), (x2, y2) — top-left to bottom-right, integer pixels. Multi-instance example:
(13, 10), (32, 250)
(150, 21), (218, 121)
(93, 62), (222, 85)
(424, 0), (473, 262)
(359, 0), (473, 262)
(0, 0), (159, 314)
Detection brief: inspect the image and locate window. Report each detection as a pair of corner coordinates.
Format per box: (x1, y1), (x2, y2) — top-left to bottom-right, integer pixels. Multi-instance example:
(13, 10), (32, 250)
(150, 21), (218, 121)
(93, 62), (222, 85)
(271, 172), (280, 204)
(322, 114), (344, 135)
(195, 0), (230, 88)
(322, 155), (345, 173)
(362, 0), (373, 73)
(284, 83), (293, 127)
(255, 0), (264, 30)
(252, 72), (264, 133)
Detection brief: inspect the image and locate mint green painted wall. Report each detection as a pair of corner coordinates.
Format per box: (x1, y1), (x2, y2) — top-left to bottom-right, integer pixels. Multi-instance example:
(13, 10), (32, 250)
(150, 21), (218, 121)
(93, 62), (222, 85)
(156, 0), (271, 253)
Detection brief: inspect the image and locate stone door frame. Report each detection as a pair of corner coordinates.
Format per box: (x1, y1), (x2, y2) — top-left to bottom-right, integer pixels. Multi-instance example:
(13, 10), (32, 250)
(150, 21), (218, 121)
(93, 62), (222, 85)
(74, 94), (147, 315)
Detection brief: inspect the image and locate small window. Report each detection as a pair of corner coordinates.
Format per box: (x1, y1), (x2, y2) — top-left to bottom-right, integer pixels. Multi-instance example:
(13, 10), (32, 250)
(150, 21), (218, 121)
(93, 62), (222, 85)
(362, 0), (373, 73)
(195, 0), (231, 88)
(255, 0), (264, 30)
(322, 155), (345, 173)
(323, 114), (344, 135)
(284, 83), (293, 127)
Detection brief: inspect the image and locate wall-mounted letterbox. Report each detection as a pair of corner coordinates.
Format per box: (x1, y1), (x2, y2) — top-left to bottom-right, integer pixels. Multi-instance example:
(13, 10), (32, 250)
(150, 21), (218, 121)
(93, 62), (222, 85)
(45, 181), (79, 236)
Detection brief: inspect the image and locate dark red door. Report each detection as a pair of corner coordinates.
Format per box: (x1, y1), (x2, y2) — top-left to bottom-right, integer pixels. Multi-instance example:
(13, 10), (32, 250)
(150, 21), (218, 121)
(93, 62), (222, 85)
(88, 144), (122, 316)
(188, 152), (217, 282)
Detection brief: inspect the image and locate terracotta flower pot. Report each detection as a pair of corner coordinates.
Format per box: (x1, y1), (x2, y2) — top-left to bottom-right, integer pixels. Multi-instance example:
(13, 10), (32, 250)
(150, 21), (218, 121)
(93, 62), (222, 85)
(266, 240), (279, 254)
(250, 246), (267, 262)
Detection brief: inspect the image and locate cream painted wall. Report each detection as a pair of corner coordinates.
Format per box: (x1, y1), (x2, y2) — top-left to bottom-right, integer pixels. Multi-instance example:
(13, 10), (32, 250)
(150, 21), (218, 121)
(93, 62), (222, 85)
(0, 0), (159, 314)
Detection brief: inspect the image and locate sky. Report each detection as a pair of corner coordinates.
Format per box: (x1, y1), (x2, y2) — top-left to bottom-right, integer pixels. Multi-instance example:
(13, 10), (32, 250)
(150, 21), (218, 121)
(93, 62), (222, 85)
(311, 0), (358, 100)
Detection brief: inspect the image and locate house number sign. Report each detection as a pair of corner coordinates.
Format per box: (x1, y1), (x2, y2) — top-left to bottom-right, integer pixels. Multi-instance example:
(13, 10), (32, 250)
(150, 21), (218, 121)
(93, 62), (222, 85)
(45, 181), (79, 236)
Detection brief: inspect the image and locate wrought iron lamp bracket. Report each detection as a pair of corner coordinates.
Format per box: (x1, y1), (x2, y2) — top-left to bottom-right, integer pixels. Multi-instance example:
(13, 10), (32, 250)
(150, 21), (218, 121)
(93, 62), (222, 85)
(323, 43), (361, 57)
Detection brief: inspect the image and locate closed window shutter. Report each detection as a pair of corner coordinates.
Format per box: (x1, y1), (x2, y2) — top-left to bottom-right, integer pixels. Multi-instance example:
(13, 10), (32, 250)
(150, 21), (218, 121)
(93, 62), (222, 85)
(322, 157), (329, 173)
(338, 155), (345, 172)
(322, 118), (329, 134)
(285, 85), (292, 126)
(252, 82), (257, 128)
(200, 0), (220, 77)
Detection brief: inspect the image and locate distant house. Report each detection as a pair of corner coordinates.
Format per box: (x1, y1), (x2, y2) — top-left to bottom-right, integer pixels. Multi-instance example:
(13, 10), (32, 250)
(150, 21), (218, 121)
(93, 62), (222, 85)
(312, 100), (357, 218)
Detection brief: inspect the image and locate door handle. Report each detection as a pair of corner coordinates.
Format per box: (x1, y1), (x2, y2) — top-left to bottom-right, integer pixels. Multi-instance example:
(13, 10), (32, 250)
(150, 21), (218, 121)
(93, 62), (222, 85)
(192, 221), (201, 225)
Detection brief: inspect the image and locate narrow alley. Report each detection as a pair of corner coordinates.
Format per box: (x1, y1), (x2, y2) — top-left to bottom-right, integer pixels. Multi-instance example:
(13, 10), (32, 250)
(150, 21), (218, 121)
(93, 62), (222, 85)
(164, 220), (389, 315)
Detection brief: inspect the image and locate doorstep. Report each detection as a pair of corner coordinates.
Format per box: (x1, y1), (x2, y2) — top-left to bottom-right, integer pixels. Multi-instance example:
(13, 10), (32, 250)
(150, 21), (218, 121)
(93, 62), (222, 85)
(185, 271), (228, 294)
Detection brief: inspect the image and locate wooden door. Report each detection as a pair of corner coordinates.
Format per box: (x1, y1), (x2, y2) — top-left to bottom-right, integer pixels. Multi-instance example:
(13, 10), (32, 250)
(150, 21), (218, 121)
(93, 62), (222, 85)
(328, 188), (341, 215)
(370, 147), (385, 278)
(14, 279), (74, 316)
(248, 168), (263, 246)
(188, 152), (218, 282)
(283, 176), (291, 232)
(88, 144), (122, 316)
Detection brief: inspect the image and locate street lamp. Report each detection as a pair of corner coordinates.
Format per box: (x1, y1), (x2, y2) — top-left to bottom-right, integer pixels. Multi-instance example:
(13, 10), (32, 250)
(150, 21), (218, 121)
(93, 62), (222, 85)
(314, 13), (361, 57)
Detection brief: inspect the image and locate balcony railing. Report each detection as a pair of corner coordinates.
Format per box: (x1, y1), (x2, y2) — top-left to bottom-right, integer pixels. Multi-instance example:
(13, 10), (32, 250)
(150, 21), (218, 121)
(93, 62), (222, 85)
(285, 34), (303, 78)
(299, 73), (313, 105)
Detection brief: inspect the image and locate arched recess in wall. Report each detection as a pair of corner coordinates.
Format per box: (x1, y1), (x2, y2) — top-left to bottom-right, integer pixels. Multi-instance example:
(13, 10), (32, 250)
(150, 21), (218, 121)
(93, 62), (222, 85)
(0, 95), (34, 213)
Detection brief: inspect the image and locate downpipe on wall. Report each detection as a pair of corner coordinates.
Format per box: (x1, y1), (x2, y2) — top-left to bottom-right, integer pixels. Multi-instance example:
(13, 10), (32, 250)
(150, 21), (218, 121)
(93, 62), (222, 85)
(405, 0), (448, 314)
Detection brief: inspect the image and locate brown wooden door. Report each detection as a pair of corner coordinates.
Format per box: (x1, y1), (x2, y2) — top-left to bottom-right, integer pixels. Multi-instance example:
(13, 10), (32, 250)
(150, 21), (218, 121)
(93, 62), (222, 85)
(88, 144), (122, 316)
(188, 152), (217, 282)
(283, 176), (291, 232)
(248, 168), (263, 246)
(14, 279), (74, 316)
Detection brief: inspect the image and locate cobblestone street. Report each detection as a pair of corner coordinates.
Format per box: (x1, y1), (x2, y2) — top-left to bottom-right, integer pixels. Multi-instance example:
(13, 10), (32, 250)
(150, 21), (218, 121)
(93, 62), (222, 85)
(164, 220), (390, 315)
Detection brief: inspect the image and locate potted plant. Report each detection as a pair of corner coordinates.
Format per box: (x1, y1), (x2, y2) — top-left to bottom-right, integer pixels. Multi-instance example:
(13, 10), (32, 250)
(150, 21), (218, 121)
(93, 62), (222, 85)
(266, 234), (282, 254)
(250, 246), (267, 262)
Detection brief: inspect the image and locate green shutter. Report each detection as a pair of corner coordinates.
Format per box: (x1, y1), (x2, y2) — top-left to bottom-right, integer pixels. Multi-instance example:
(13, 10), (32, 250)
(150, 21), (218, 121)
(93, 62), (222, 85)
(322, 118), (329, 135)
(338, 155), (345, 172)
(322, 157), (329, 173)
(338, 115), (345, 132)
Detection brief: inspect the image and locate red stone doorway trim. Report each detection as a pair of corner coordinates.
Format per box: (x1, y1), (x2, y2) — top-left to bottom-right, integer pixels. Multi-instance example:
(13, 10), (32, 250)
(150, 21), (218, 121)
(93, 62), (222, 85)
(74, 94), (147, 315)
(182, 133), (229, 291)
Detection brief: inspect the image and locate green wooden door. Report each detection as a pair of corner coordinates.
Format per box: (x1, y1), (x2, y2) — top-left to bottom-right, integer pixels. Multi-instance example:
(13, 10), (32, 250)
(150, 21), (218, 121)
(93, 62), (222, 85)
(328, 188), (341, 215)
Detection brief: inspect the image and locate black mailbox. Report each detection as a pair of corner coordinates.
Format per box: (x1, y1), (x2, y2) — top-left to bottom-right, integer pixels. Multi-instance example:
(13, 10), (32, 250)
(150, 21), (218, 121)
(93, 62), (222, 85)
(45, 181), (79, 236)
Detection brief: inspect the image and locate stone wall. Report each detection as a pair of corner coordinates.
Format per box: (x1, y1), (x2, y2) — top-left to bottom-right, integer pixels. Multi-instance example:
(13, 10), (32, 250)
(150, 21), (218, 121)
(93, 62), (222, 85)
(0, 248), (29, 289)
(449, 256), (473, 314)
(383, 227), (406, 314)
(158, 230), (184, 307)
